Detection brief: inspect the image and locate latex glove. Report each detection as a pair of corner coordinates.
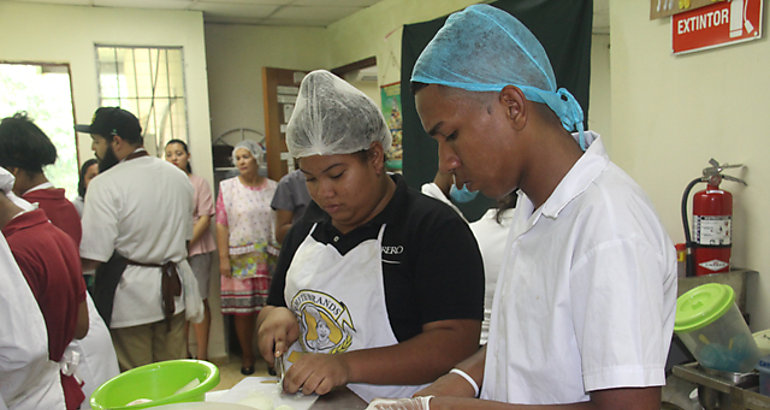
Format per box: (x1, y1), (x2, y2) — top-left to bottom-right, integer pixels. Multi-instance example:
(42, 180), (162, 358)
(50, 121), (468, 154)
(365, 396), (433, 410)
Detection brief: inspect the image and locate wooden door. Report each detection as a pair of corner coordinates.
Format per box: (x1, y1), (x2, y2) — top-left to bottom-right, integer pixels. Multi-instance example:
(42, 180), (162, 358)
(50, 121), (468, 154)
(262, 67), (307, 181)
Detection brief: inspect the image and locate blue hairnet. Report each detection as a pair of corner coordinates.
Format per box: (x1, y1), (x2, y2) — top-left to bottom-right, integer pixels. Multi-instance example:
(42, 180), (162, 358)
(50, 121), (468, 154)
(231, 139), (264, 166)
(411, 4), (586, 150)
(286, 70), (391, 158)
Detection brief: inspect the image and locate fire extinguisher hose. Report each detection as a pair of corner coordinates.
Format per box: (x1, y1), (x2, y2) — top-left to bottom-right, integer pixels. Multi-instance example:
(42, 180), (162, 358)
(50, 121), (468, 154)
(681, 177), (705, 277)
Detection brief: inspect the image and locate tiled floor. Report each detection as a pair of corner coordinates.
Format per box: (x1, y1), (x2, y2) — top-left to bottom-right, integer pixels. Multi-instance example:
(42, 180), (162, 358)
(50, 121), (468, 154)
(209, 354), (272, 391)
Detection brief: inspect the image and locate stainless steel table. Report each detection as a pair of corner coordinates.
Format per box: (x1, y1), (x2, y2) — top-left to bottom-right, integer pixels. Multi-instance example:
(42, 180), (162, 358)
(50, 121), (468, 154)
(673, 362), (770, 409)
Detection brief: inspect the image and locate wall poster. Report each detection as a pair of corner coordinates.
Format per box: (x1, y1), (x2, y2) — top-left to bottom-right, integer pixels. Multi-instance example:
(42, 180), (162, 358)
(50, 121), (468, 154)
(380, 81), (403, 171)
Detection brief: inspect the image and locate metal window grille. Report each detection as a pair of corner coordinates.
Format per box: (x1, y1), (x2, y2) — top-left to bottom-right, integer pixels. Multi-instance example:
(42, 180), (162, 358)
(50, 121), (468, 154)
(95, 45), (188, 156)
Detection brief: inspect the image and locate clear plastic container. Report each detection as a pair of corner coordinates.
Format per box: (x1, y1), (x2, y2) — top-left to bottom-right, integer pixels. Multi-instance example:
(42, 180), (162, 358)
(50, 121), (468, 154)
(674, 283), (761, 373)
(757, 356), (770, 396)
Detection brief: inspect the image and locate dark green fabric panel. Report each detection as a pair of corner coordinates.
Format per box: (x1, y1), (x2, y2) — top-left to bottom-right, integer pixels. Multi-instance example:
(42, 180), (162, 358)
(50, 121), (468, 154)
(400, 0), (593, 221)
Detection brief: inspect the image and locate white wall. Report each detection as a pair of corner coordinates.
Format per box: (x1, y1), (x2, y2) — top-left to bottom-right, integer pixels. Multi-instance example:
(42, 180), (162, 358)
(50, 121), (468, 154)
(326, 0), (483, 85)
(346, 79), (382, 110)
(0, 2), (213, 185)
(203, 1), (483, 142)
(0, 1), (224, 356)
(589, 34), (611, 145)
(610, 0), (770, 329)
(204, 24), (329, 146)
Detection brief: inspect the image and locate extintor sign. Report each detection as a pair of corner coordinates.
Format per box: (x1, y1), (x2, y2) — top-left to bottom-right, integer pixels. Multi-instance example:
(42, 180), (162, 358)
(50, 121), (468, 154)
(673, 0), (762, 54)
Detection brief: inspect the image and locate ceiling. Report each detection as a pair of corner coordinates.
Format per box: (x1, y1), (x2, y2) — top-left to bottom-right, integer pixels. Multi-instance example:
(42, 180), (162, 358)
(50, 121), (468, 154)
(9, 0), (610, 31)
(8, 0), (384, 26)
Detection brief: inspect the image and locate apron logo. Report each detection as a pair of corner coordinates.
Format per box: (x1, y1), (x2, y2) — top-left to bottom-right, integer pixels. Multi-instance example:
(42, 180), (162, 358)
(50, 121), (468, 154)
(291, 290), (355, 354)
(382, 245), (404, 255)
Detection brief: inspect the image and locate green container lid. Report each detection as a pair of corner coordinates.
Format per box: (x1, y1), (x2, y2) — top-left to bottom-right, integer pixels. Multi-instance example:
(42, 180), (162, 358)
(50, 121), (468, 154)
(674, 283), (735, 333)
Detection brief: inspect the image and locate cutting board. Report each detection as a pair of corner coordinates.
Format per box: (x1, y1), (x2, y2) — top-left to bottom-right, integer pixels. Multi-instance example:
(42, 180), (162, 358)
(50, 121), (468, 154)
(210, 377), (319, 410)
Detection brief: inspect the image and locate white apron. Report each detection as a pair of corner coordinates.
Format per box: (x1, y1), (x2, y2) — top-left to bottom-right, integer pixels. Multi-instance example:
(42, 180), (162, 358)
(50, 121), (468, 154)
(283, 224), (426, 403)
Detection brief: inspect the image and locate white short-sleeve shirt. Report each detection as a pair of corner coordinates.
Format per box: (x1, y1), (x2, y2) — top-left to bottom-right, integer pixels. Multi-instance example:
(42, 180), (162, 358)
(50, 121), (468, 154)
(482, 132), (677, 404)
(80, 152), (194, 328)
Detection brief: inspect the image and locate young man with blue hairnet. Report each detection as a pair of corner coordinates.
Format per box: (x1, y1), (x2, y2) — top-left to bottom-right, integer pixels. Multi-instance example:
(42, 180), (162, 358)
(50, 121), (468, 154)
(368, 4), (677, 410)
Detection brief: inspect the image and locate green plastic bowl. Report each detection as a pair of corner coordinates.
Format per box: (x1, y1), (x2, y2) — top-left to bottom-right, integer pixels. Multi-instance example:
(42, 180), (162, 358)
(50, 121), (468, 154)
(90, 359), (219, 409)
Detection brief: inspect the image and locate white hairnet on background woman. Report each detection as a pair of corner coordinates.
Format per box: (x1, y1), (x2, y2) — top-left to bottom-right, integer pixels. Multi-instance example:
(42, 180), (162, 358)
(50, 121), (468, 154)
(286, 70), (391, 158)
(231, 140), (265, 166)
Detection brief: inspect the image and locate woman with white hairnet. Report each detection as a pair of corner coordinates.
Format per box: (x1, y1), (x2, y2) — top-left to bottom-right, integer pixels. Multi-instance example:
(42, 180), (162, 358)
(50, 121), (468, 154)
(370, 4), (676, 410)
(215, 140), (278, 375)
(256, 70), (484, 403)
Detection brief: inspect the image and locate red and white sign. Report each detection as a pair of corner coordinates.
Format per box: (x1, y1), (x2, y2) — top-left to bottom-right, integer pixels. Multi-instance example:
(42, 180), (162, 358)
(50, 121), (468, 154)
(673, 0), (763, 54)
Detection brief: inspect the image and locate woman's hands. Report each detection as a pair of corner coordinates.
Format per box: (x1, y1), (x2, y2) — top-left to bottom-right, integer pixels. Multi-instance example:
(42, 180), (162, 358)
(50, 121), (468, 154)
(219, 257), (231, 278)
(256, 306), (350, 396)
(257, 306), (300, 367)
(215, 223), (232, 277)
(282, 353), (352, 396)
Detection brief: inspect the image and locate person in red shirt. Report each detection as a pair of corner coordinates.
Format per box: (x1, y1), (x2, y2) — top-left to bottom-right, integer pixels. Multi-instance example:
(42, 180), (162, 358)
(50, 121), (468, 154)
(0, 112), (82, 245)
(0, 168), (89, 410)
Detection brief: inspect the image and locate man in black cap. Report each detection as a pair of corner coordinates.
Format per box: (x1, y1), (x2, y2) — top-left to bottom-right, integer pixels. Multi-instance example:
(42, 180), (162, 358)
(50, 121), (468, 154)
(75, 107), (143, 173)
(76, 107), (200, 371)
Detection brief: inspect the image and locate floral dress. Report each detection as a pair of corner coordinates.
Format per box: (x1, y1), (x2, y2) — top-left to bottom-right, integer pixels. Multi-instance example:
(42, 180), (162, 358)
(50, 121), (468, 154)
(216, 176), (278, 314)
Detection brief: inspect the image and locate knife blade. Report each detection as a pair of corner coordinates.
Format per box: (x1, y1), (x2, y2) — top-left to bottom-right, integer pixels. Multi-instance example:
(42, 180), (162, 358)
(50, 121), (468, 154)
(276, 354), (285, 388)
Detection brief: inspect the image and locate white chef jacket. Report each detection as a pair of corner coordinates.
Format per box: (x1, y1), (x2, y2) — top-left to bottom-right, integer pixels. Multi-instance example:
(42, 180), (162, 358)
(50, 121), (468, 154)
(0, 234), (65, 409)
(420, 183), (514, 345)
(419, 182), (467, 222)
(469, 208), (513, 345)
(80, 151), (194, 328)
(482, 131), (677, 404)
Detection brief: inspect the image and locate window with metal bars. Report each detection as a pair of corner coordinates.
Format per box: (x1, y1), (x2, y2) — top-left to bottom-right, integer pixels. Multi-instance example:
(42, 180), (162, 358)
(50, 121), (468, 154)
(96, 45), (189, 157)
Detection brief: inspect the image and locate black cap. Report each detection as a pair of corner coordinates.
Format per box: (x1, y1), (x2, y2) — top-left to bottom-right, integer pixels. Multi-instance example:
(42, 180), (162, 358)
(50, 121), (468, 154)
(75, 107), (142, 141)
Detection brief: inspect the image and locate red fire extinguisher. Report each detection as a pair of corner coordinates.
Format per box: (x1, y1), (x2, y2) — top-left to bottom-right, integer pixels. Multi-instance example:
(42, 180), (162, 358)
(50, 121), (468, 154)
(681, 159), (746, 276)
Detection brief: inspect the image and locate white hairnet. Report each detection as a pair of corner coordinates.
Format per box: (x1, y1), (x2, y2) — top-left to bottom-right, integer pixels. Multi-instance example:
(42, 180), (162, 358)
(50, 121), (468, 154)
(231, 140), (264, 166)
(411, 4), (586, 150)
(286, 70), (391, 158)
(0, 167), (34, 211)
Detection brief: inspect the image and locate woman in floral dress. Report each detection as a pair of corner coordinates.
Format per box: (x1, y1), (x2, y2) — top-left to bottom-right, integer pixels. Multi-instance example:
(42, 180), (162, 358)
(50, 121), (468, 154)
(215, 140), (278, 374)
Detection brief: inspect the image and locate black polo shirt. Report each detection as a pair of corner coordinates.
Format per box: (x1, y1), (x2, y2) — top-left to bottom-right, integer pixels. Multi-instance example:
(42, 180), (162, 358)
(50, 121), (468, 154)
(267, 174), (484, 342)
